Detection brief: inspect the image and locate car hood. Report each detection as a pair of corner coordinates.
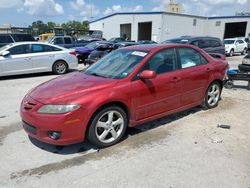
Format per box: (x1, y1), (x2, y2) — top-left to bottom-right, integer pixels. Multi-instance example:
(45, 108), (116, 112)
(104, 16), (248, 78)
(29, 72), (117, 104)
(75, 47), (93, 53)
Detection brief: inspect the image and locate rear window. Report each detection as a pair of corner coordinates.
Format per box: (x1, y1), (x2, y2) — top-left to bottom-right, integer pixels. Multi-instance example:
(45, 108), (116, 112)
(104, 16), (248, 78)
(11, 34), (35, 42)
(0, 35), (13, 43)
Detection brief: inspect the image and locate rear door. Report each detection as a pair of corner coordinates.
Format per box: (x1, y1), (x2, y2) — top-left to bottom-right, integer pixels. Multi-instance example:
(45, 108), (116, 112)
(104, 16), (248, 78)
(29, 44), (62, 72)
(176, 47), (210, 106)
(131, 48), (182, 120)
(0, 44), (33, 75)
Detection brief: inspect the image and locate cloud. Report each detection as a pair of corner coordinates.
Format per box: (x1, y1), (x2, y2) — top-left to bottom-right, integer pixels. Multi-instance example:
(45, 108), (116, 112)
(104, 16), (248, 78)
(70, 0), (85, 10)
(0, 0), (23, 8)
(80, 4), (100, 19)
(24, 0), (64, 16)
(103, 5), (144, 15)
(152, 0), (249, 15)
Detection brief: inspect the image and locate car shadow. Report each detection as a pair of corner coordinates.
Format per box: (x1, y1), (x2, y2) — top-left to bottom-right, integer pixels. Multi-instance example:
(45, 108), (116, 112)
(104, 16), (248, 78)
(0, 69), (79, 81)
(28, 105), (202, 155)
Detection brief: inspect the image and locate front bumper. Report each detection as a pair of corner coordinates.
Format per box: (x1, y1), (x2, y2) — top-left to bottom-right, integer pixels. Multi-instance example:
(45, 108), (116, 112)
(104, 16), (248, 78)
(20, 95), (88, 145)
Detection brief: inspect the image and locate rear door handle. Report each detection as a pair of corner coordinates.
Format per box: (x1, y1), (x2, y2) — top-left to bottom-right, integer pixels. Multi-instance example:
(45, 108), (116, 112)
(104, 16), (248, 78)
(206, 68), (213, 73)
(24, 57), (31, 61)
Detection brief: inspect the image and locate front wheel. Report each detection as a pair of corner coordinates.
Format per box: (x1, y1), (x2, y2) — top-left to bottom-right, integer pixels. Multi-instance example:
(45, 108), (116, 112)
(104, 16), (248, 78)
(242, 48), (247, 55)
(52, 61), (68, 75)
(87, 106), (128, 148)
(203, 82), (221, 109)
(229, 49), (234, 57)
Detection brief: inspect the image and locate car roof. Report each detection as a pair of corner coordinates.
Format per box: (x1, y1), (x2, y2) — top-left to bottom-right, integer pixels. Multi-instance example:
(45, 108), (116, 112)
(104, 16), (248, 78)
(2, 41), (66, 50)
(169, 36), (221, 41)
(124, 44), (198, 52)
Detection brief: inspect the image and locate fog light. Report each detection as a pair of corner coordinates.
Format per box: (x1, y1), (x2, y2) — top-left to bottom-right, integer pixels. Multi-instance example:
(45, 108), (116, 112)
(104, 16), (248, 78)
(48, 131), (61, 140)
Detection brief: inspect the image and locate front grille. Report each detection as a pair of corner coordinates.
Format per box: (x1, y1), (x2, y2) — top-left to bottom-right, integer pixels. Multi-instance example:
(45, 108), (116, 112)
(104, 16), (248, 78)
(23, 121), (37, 135)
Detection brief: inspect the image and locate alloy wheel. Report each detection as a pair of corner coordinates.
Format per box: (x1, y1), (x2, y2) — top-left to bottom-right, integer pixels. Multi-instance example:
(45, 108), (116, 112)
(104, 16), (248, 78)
(95, 110), (124, 144)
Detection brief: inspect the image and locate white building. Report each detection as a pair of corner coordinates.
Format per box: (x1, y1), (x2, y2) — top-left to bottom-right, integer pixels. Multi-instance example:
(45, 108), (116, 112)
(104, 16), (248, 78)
(89, 12), (250, 42)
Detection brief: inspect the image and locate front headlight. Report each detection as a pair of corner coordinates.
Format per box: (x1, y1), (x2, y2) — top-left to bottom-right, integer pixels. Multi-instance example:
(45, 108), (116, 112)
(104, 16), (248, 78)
(38, 104), (80, 114)
(225, 46), (229, 49)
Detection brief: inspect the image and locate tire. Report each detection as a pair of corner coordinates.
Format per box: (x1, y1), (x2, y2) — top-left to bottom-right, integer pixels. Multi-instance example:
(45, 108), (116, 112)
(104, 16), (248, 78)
(247, 82), (250, 90)
(229, 49), (234, 57)
(203, 82), (221, 109)
(52, 61), (68, 75)
(87, 106), (128, 148)
(242, 48), (247, 55)
(238, 64), (250, 72)
(224, 80), (234, 89)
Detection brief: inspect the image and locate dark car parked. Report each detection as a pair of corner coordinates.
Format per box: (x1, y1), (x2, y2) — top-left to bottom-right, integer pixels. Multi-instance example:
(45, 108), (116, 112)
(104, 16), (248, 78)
(162, 36), (225, 55)
(75, 41), (114, 64)
(0, 33), (35, 47)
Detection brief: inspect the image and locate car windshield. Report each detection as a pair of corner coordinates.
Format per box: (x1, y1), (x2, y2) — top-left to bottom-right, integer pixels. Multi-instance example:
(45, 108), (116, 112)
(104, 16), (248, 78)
(85, 42), (98, 49)
(224, 40), (235, 44)
(84, 49), (148, 79)
(163, 38), (189, 44)
(0, 45), (10, 52)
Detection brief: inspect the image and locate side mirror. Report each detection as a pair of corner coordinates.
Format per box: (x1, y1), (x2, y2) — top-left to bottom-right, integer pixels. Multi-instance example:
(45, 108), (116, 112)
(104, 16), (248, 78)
(0, 51), (10, 57)
(236, 42), (239, 45)
(139, 70), (156, 80)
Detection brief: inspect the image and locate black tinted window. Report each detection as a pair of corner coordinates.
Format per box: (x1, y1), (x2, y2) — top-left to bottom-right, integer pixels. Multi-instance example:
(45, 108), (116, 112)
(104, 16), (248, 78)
(0, 35), (13, 43)
(11, 34), (35, 42)
(54, 38), (64, 44)
(9, 44), (30, 55)
(141, 48), (177, 74)
(64, 38), (72, 44)
(178, 48), (207, 68)
(198, 40), (210, 48)
(210, 40), (221, 47)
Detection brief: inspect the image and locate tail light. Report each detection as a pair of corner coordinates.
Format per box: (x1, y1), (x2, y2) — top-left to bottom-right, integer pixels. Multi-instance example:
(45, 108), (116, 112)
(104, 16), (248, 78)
(69, 51), (76, 56)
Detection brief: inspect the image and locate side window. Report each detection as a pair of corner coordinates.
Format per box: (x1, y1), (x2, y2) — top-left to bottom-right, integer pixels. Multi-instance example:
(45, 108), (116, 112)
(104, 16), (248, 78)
(9, 45), (30, 55)
(198, 40), (210, 48)
(178, 48), (207, 69)
(190, 40), (199, 47)
(54, 38), (64, 44)
(43, 45), (61, 52)
(0, 35), (13, 43)
(64, 38), (72, 44)
(31, 44), (44, 53)
(210, 40), (221, 47)
(141, 48), (177, 74)
(238, 40), (244, 44)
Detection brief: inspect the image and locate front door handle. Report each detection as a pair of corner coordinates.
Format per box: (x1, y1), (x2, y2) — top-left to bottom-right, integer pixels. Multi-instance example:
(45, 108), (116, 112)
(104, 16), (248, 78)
(24, 57), (31, 61)
(170, 77), (181, 83)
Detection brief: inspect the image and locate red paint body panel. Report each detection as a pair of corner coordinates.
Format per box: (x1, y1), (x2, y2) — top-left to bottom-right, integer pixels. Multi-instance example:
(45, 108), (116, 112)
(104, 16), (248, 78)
(20, 44), (228, 145)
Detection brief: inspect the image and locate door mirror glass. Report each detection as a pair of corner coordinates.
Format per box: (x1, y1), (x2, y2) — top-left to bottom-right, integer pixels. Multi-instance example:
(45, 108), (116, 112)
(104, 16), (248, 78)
(139, 70), (156, 79)
(0, 51), (10, 57)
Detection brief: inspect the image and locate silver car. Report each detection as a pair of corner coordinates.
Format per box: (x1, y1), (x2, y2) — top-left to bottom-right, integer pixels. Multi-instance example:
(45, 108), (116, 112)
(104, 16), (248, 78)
(0, 42), (78, 76)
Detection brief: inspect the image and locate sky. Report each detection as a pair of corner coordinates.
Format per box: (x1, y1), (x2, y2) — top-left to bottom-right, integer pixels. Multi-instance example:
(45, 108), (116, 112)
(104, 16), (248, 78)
(0, 0), (250, 26)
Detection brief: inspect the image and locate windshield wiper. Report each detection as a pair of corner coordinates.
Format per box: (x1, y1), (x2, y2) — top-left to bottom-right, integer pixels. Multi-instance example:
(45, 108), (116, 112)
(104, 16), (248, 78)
(90, 73), (107, 78)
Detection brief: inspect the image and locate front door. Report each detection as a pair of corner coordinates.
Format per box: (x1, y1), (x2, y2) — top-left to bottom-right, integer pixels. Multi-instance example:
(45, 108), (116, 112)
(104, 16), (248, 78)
(0, 44), (33, 76)
(131, 48), (182, 121)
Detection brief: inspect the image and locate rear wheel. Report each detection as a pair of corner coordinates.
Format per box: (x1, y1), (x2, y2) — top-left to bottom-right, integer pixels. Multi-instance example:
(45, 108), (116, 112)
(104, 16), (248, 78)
(52, 61), (68, 75)
(87, 106), (128, 148)
(203, 82), (221, 109)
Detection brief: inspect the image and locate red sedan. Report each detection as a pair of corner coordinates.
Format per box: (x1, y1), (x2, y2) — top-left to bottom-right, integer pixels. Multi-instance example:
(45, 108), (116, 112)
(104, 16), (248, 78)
(20, 44), (228, 147)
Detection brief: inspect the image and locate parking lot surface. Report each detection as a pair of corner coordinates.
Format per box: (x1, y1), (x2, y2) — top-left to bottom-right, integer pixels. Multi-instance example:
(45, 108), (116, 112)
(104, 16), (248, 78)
(0, 56), (250, 188)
